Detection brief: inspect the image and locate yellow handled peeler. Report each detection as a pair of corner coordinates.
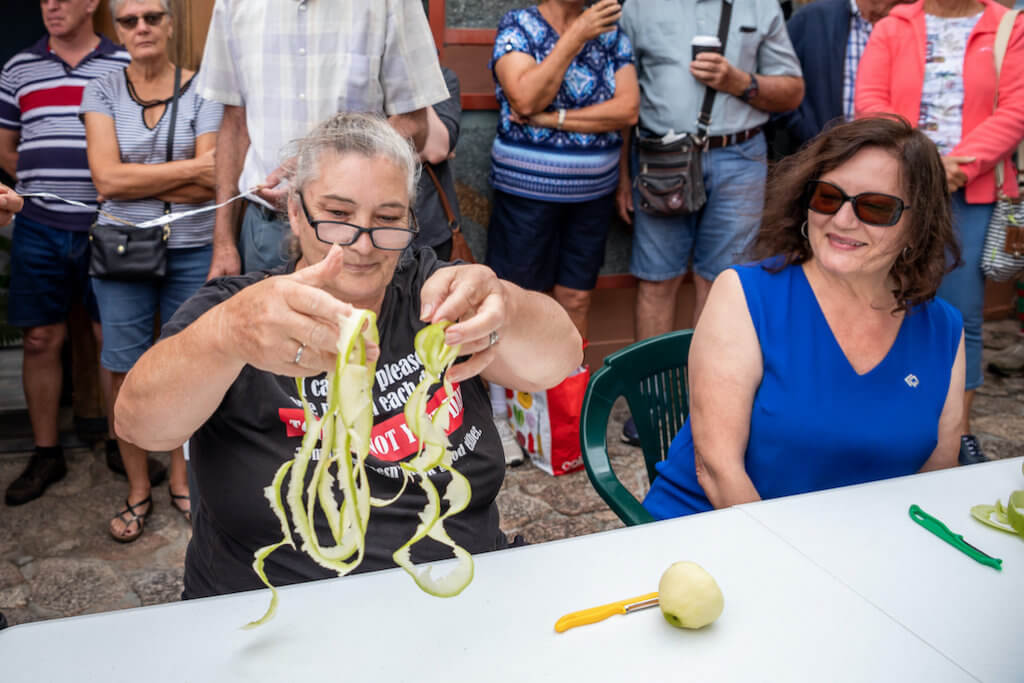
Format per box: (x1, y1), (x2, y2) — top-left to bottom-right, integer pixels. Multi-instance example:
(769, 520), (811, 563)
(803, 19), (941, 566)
(554, 592), (660, 633)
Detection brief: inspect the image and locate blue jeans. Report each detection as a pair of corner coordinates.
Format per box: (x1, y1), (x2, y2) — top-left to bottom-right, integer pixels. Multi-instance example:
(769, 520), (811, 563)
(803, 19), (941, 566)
(629, 134), (767, 282)
(937, 191), (993, 391)
(240, 202), (290, 273)
(8, 215), (99, 327)
(92, 244), (212, 372)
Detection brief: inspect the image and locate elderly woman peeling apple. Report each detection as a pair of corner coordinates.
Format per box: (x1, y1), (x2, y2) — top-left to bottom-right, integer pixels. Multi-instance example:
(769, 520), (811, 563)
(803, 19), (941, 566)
(115, 113), (582, 598)
(644, 117), (965, 519)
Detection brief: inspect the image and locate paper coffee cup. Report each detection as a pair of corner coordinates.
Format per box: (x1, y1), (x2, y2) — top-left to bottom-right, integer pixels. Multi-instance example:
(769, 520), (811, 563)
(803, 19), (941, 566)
(691, 35), (723, 60)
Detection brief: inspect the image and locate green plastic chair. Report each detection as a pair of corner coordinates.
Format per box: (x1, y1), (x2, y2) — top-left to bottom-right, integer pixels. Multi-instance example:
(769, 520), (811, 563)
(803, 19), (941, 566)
(580, 329), (694, 526)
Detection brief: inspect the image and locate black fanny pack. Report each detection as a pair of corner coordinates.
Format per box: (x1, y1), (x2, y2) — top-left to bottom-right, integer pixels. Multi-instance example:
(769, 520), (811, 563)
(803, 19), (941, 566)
(633, 1), (732, 217)
(634, 134), (706, 216)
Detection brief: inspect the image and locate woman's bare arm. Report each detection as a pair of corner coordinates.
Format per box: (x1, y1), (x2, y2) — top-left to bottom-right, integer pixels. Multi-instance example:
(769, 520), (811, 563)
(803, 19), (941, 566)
(919, 333), (965, 472)
(522, 65), (639, 133)
(494, 0), (622, 116)
(689, 270), (765, 508)
(83, 112), (213, 200)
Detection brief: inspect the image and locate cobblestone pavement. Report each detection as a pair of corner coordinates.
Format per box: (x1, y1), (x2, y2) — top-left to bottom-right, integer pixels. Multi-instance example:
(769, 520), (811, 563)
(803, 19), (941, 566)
(1, 320), (1022, 627)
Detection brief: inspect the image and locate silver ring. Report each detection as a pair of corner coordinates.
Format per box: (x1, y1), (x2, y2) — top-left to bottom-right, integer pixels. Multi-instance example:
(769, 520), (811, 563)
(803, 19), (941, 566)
(294, 343), (306, 365)
(488, 330), (499, 347)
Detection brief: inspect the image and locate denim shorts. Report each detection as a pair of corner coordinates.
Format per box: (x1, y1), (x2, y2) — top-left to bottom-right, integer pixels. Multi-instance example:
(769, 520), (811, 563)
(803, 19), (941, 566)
(91, 244), (212, 373)
(8, 215), (99, 327)
(629, 133), (767, 282)
(485, 190), (614, 291)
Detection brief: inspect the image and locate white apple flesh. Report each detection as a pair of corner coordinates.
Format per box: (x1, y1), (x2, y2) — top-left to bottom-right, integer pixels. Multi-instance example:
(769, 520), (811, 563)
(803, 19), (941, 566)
(658, 561), (724, 629)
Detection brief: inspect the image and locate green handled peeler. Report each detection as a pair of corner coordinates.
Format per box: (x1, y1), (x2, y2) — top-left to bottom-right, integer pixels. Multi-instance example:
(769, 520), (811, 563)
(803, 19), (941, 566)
(909, 504), (1003, 571)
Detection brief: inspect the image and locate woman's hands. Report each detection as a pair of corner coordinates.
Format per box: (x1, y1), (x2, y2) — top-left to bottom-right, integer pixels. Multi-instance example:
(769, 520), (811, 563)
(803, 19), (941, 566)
(212, 245), (379, 377)
(567, 0), (623, 45)
(419, 264), (508, 384)
(419, 263), (582, 392)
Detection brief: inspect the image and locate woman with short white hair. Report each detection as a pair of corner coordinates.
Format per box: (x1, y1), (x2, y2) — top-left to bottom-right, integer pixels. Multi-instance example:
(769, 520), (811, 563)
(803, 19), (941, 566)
(114, 113), (581, 598)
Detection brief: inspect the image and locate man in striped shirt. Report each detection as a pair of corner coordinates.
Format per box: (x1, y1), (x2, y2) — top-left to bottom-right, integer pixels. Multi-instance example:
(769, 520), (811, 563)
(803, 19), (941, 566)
(0, 0), (129, 506)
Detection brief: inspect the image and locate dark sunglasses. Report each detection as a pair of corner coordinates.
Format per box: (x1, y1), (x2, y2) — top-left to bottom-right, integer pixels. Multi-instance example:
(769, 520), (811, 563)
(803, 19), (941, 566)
(804, 180), (910, 227)
(114, 11), (167, 29)
(299, 193), (417, 251)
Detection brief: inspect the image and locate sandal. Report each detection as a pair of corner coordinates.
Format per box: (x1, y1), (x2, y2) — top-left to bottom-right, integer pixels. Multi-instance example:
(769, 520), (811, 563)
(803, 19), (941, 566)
(169, 487), (191, 523)
(109, 496), (152, 543)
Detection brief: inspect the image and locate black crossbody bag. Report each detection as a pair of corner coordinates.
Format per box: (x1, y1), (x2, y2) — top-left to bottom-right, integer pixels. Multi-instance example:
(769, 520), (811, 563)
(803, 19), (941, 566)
(89, 66), (181, 281)
(634, 1), (732, 216)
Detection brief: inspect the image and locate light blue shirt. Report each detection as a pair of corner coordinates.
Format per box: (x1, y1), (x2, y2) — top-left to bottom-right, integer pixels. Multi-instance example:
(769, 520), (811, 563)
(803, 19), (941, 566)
(621, 0), (802, 136)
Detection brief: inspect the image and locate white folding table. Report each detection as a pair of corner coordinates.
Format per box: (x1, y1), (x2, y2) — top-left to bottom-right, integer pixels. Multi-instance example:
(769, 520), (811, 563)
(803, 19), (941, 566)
(3, 458), (1020, 682)
(739, 456), (1024, 683)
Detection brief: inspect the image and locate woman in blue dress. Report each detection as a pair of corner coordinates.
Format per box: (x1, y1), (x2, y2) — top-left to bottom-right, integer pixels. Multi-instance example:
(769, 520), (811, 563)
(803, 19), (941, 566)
(644, 116), (965, 519)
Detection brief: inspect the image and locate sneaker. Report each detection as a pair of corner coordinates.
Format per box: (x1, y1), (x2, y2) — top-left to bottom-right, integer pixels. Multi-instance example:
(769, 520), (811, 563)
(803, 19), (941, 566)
(988, 340), (1024, 376)
(105, 439), (167, 486)
(5, 449), (67, 506)
(495, 418), (525, 467)
(958, 434), (988, 466)
(621, 417), (641, 447)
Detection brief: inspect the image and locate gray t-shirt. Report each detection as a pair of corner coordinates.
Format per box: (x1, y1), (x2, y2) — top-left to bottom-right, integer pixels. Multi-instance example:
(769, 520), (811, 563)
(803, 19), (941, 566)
(622, 0), (802, 136)
(80, 69), (224, 248)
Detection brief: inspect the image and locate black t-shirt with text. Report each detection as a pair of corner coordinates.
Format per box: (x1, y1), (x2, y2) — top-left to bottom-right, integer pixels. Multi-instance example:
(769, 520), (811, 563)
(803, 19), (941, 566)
(162, 249), (505, 599)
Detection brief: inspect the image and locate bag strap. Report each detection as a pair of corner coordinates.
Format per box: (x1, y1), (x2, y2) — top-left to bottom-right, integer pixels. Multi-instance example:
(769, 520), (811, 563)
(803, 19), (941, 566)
(422, 163), (461, 234)
(992, 10), (1022, 196)
(163, 65), (182, 215)
(695, 0), (734, 141)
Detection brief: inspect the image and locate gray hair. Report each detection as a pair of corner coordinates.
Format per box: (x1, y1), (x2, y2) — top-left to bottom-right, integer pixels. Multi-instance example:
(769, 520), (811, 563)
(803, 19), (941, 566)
(286, 112), (420, 206)
(109, 0), (173, 19)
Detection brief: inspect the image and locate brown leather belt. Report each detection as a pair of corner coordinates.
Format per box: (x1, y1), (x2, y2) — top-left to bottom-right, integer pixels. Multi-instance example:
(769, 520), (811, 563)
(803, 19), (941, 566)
(704, 126), (762, 150)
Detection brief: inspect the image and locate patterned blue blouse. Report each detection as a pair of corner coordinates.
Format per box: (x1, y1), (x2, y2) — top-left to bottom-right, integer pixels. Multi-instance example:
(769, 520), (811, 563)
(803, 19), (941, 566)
(490, 6), (634, 151)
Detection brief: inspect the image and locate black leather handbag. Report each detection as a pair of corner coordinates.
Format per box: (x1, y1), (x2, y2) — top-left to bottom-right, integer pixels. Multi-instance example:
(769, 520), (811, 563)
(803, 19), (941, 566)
(634, 134), (707, 216)
(89, 66), (181, 281)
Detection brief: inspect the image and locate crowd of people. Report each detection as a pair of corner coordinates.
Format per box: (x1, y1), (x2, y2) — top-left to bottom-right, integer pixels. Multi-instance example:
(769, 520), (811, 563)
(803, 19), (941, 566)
(0, 0), (1022, 602)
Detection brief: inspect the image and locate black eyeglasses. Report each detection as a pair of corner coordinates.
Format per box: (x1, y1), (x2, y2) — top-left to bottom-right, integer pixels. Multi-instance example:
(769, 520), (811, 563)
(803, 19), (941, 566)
(114, 11), (167, 29)
(805, 180), (910, 227)
(299, 193), (417, 250)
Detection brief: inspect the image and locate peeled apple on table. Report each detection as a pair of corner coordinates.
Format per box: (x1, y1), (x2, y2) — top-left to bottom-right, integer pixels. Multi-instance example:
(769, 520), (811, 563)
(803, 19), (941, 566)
(658, 561), (724, 629)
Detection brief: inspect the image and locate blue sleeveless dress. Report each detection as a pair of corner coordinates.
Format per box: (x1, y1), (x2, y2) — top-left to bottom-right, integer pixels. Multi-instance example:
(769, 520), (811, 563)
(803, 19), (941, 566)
(643, 261), (963, 520)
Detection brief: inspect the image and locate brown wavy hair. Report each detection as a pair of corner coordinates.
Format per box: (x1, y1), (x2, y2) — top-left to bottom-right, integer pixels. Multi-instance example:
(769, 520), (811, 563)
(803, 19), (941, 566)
(747, 115), (960, 312)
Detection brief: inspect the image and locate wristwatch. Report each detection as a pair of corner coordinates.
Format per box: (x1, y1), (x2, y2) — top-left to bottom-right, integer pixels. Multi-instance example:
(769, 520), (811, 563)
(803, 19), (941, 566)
(739, 73), (759, 103)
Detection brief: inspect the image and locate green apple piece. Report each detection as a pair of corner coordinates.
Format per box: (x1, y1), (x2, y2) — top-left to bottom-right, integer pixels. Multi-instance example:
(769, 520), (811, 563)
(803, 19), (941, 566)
(970, 503), (1015, 534)
(658, 561), (724, 629)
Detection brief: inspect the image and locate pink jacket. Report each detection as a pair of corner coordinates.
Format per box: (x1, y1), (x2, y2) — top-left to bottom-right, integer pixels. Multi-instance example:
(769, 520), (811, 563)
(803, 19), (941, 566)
(855, 0), (1024, 203)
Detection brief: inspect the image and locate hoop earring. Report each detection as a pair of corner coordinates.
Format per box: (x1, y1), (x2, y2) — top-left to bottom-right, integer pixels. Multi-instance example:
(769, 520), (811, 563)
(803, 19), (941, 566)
(902, 246), (912, 260)
(800, 220), (808, 240)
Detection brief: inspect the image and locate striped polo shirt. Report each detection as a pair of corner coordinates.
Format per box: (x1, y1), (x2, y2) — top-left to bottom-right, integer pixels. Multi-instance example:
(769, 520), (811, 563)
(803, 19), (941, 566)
(0, 35), (130, 232)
